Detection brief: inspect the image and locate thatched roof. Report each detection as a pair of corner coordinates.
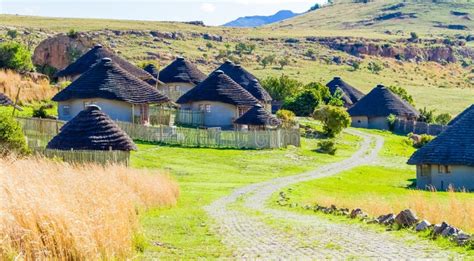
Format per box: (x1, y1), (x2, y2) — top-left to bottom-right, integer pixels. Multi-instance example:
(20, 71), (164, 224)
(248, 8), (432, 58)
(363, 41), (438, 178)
(158, 57), (206, 85)
(348, 85), (419, 118)
(448, 105), (474, 126)
(55, 44), (157, 85)
(215, 61), (272, 102)
(53, 58), (170, 104)
(47, 105), (136, 151)
(0, 92), (22, 111)
(234, 104), (281, 126)
(176, 70), (259, 106)
(326, 77), (364, 106)
(408, 105), (474, 166)
(143, 63), (159, 78)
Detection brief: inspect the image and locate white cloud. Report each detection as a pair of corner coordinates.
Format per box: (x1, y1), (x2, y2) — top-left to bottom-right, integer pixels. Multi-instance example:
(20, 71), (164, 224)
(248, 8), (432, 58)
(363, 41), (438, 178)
(200, 3), (216, 13)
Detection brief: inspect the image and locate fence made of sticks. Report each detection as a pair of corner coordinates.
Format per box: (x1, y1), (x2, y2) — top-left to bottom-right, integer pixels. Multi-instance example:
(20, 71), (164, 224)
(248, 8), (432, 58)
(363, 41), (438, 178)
(35, 148), (131, 166)
(393, 118), (448, 136)
(17, 117), (301, 150)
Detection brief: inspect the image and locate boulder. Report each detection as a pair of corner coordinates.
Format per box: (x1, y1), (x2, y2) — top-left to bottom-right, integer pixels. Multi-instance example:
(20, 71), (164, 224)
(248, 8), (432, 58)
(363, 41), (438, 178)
(441, 225), (460, 237)
(433, 222), (449, 236)
(33, 33), (94, 70)
(395, 209), (418, 227)
(376, 213), (395, 226)
(415, 220), (431, 232)
(350, 208), (367, 219)
(454, 233), (471, 246)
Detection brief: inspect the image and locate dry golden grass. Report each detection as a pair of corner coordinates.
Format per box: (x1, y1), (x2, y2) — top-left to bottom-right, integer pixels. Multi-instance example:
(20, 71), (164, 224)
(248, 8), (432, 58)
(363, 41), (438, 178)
(313, 189), (474, 233)
(0, 157), (179, 260)
(0, 70), (57, 104)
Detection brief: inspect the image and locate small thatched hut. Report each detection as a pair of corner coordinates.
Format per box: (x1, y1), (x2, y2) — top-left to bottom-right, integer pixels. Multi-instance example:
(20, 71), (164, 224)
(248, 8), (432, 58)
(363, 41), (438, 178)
(55, 44), (157, 85)
(158, 57), (206, 101)
(234, 104), (281, 130)
(348, 85), (419, 130)
(47, 105), (136, 151)
(177, 70), (259, 129)
(53, 58), (170, 123)
(215, 61), (272, 110)
(326, 77), (364, 107)
(0, 92), (22, 110)
(408, 105), (474, 191)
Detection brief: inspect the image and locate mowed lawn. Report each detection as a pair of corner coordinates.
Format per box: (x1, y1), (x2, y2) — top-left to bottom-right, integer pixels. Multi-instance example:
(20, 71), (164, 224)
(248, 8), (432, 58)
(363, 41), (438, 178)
(277, 130), (474, 233)
(130, 133), (361, 259)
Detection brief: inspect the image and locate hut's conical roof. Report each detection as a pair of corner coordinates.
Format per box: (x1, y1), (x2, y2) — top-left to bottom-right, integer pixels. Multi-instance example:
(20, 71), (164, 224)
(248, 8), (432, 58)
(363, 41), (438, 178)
(408, 104), (474, 166)
(143, 63), (160, 78)
(448, 105), (474, 126)
(326, 77), (364, 106)
(215, 61), (272, 102)
(52, 58), (170, 104)
(47, 105), (137, 151)
(55, 44), (157, 84)
(176, 70), (259, 106)
(348, 85), (419, 118)
(234, 104), (281, 126)
(158, 57), (206, 85)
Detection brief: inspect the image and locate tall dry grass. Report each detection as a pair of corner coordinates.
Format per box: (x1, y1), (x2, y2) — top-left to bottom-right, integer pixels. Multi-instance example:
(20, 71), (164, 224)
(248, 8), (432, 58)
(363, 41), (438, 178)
(0, 70), (57, 103)
(312, 190), (474, 233)
(0, 157), (179, 259)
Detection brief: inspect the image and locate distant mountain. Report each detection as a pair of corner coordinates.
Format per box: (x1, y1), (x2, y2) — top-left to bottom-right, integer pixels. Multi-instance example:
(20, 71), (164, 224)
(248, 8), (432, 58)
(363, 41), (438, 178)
(223, 10), (299, 28)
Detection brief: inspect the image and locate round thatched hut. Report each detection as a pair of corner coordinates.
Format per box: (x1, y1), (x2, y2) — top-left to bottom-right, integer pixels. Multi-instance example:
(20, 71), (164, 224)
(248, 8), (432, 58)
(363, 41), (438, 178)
(234, 104), (281, 130)
(47, 105), (136, 151)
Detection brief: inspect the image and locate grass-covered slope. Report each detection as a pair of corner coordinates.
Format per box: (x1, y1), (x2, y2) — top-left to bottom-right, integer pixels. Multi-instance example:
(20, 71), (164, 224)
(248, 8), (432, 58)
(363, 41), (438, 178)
(271, 0), (474, 38)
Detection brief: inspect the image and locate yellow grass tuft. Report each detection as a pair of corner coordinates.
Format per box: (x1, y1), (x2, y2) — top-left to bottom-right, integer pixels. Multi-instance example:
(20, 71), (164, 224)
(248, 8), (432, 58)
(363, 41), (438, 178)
(0, 157), (179, 259)
(0, 70), (57, 104)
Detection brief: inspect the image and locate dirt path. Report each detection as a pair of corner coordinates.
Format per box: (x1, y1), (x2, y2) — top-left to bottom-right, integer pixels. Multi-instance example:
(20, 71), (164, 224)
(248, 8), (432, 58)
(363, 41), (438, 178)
(205, 130), (459, 259)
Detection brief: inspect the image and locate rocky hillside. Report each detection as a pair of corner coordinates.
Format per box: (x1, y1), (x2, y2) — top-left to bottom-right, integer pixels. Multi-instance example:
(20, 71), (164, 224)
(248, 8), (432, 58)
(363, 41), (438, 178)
(224, 10), (299, 28)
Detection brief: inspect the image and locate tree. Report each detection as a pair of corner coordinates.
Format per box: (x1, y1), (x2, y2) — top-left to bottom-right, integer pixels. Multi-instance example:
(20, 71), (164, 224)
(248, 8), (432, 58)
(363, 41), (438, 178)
(418, 107), (436, 124)
(206, 42), (213, 50)
(367, 61), (383, 74)
(0, 111), (29, 156)
(261, 74), (303, 101)
(313, 105), (351, 137)
(7, 29), (18, 39)
(283, 89), (322, 116)
(278, 56), (290, 69)
(260, 54), (275, 69)
(0, 42), (34, 72)
(435, 113), (452, 125)
(350, 60), (361, 71)
(327, 88), (345, 107)
(409, 32), (419, 42)
(235, 43), (256, 55)
(387, 86), (415, 106)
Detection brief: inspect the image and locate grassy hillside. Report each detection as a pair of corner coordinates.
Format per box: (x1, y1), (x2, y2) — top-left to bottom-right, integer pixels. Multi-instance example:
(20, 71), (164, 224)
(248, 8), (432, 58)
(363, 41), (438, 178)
(271, 0), (474, 38)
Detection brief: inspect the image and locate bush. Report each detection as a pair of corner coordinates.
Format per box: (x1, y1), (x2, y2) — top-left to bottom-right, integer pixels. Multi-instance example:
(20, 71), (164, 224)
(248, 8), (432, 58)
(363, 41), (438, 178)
(418, 107), (436, 123)
(313, 105), (351, 137)
(387, 114), (397, 131)
(32, 105), (50, 118)
(388, 86), (415, 106)
(283, 89), (322, 116)
(317, 140), (337, 155)
(276, 109), (297, 128)
(260, 54), (276, 69)
(261, 74), (303, 101)
(0, 42), (34, 72)
(367, 61), (383, 74)
(411, 134), (435, 148)
(435, 113), (452, 125)
(0, 111), (28, 155)
(67, 29), (79, 38)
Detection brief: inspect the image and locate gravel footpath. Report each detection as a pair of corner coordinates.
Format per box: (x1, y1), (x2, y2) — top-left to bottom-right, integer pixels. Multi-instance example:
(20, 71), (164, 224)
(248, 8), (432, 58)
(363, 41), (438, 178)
(205, 130), (460, 259)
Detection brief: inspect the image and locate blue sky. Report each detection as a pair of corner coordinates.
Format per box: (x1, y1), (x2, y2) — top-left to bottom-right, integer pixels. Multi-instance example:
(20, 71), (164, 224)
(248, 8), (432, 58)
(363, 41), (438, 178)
(0, 0), (326, 25)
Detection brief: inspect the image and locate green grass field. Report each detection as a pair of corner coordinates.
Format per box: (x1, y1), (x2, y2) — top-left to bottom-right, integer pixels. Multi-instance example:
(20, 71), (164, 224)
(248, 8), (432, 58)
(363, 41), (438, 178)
(272, 129), (474, 234)
(130, 132), (361, 258)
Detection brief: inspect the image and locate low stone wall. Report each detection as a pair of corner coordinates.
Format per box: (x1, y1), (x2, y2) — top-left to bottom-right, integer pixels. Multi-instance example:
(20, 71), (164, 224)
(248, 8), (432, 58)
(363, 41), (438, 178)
(393, 119), (448, 136)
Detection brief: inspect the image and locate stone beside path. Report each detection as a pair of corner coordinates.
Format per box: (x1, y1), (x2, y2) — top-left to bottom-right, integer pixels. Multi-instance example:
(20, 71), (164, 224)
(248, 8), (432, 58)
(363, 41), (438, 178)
(205, 130), (460, 259)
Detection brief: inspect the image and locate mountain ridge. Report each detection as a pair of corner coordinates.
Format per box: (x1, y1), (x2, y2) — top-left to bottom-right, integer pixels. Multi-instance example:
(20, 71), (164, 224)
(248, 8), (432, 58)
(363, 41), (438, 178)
(223, 10), (299, 28)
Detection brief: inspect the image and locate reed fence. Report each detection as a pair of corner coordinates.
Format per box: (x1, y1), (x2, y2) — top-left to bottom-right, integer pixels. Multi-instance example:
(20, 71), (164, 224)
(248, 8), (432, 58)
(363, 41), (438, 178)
(17, 117), (301, 150)
(35, 148), (131, 165)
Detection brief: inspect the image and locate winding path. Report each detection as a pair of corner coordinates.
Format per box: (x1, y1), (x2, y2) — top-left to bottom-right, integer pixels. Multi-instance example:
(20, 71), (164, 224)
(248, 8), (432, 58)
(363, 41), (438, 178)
(205, 130), (459, 259)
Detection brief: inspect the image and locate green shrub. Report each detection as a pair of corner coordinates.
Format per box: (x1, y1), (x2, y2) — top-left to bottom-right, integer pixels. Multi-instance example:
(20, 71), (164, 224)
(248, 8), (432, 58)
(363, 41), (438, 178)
(261, 74), (303, 101)
(413, 134), (435, 148)
(7, 29), (18, 39)
(0, 111), (28, 155)
(32, 105), (50, 118)
(317, 140), (337, 155)
(387, 86), (415, 106)
(313, 105), (351, 138)
(418, 107), (436, 123)
(387, 114), (397, 131)
(276, 109), (297, 128)
(435, 113), (452, 125)
(67, 29), (79, 38)
(283, 89), (322, 116)
(0, 42), (34, 72)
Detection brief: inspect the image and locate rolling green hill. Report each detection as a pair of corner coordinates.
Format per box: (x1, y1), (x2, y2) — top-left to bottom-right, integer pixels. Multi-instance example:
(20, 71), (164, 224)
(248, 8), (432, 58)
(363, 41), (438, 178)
(270, 0), (474, 38)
